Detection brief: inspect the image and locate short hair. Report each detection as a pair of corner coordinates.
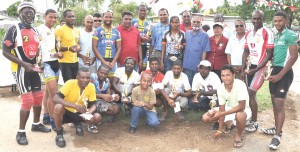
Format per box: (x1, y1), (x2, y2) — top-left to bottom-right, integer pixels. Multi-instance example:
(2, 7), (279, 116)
(93, 13), (101, 18)
(181, 10), (191, 16)
(97, 64), (110, 72)
(124, 57), (136, 65)
(202, 24), (210, 32)
(138, 4), (147, 10)
(122, 11), (133, 18)
(221, 64), (235, 74)
(77, 67), (90, 76)
(274, 11), (287, 19)
(252, 10), (264, 18)
(172, 60), (182, 67)
(235, 19), (246, 28)
(63, 9), (73, 18)
(44, 9), (56, 16)
(103, 10), (113, 17)
(141, 72), (152, 80)
(149, 57), (160, 64)
(158, 8), (168, 15)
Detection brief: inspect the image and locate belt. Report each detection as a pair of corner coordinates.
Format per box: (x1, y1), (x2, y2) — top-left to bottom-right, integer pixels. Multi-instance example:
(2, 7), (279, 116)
(167, 53), (181, 56)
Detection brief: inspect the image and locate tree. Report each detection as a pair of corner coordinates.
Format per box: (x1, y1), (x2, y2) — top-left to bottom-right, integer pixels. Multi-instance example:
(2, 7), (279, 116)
(6, 1), (21, 17)
(53, 0), (68, 11)
(108, 1), (138, 25)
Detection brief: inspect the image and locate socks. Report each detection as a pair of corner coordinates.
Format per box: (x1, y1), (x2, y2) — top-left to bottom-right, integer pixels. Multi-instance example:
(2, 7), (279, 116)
(274, 134), (281, 140)
(50, 117), (56, 129)
(32, 122), (40, 125)
(18, 129), (25, 132)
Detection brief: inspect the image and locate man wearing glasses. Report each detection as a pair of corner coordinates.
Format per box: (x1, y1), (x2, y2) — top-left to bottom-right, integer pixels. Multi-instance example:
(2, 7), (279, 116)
(180, 10), (192, 32)
(93, 13), (102, 29)
(242, 10), (274, 133)
(225, 19), (246, 79)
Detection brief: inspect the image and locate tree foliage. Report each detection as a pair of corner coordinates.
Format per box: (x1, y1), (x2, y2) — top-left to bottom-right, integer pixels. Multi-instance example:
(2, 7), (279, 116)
(108, 1), (138, 25)
(6, 1), (21, 17)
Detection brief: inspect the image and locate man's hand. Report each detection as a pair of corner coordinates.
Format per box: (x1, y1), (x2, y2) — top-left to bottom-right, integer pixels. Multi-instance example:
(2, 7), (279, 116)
(112, 94), (120, 102)
(244, 68), (256, 76)
(155, 89), (161, 95)
(75, 104), (86, 113)
(70, 45), (81, 53)
(269, 74), (282, 83)
(53, 52), (64, 59)
(23, 62), (34, 72)
(102, 94), (113, 102)
(89, 57), (96, 65)
(138, 61), (143, 71)
(210, 130), (222, 141)
(168, 99), (176, 108)
(173, 92), (181, 99)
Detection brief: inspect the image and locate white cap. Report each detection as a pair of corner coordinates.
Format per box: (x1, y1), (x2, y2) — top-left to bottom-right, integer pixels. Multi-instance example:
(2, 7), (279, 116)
(17, 2), (36, 14)
(213, 22), (223, 28)
(197, 60), (211, 68)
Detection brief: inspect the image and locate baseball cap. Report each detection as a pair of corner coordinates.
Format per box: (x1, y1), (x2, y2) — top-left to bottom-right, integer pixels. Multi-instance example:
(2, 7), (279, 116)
(17, 2), (36, 14)
(197, 60), (211, 68)
(213, 22), (223, 29)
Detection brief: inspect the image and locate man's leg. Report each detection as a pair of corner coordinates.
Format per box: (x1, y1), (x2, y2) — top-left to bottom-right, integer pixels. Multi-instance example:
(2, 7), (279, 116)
(129, 106), (144, 133)
(145, 109), (160, 128)
(273, 97), (285, 136)
(183, 68), (195, 87)
(53, 104), (66, 148)
(235, 111), (247, 141)
(42, 89), (50, 124)
(46, 80), (59, 129)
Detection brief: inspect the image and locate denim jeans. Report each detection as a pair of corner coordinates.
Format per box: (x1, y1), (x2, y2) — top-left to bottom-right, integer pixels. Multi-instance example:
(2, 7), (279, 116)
(183, 68), (197, 86)
(130, 106), (160, 128)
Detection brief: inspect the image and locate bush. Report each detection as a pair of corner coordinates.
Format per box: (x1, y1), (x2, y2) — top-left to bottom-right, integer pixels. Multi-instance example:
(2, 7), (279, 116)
(0, 28), (7, 49)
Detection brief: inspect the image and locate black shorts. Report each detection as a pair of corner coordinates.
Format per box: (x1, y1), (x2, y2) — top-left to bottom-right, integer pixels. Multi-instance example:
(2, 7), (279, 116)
(269, 66), (293, 98)
(62, 109), (84, 124)
(59, 62), (78, 83)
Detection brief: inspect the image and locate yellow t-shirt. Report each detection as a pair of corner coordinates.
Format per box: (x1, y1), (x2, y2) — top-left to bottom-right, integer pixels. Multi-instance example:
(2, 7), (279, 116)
(55, 25), (79, 63)
(60, 79), (96, 113)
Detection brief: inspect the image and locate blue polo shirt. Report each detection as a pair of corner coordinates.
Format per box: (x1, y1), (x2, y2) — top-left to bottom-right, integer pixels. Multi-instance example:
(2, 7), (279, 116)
(183, 30), (210, 72)
(151, 22), (169, 51)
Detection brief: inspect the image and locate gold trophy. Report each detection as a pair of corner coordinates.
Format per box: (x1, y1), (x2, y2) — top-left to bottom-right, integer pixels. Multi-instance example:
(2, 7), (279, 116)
(265, 60), (272, 80)
(169, 84), (176, 99)
(146, 25), (152, 37)
(85, 47), (91, 65)
(244, 56), (252, 85)
(82, 96), (88, 110)
(56, 37), (63, 58)
(193, 90), (201, 103)
(121, 84), (130, 103)
(33, 49), (43, 72)
(208, 94), (217, 115)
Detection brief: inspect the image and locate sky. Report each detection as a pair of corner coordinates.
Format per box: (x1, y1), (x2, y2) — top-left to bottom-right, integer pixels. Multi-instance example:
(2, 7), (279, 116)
(1, 0), (243, 15)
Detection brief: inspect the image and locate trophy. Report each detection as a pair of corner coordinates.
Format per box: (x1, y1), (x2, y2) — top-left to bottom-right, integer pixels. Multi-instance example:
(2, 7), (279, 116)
(193, 90), (201, 103)
(264, 60), (273, 80)
(208, 94), (217, 115)
(146, 24), (152, 37)
(168, 84), (176, 99)
(33, 49), (43, 73)
(85, 47), (91, 65)
(56, 37), (63, 58)
(121, 84), (130, 103)
(244, 56), (252, 85)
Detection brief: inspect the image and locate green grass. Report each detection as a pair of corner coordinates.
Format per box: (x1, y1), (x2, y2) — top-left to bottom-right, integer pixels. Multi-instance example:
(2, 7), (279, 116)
(257, 81), (272, 111)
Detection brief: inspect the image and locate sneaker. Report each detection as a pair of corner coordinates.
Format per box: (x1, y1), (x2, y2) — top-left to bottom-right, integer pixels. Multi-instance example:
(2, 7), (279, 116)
(262, 127), (282, 136)
(55, 134), (66, 148)
(43, 114), (50, 125)
(269, 137), (280, 150)
(31, 123), (51, 133)
(129, 126), (136, 134)
(16, 132), (28, 145)
(245, 121), (258, 132)
(74, 123), (84, 136)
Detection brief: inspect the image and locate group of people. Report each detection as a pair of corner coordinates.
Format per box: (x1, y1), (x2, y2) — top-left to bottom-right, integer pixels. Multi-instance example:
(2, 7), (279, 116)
(2, 1), (298, 150)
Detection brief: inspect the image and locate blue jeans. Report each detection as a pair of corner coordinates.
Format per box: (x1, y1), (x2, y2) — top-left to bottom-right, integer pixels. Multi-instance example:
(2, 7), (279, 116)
(183, 68), (197, 86)
(164, 54), (182, 73)
(130, 106), (160, 128)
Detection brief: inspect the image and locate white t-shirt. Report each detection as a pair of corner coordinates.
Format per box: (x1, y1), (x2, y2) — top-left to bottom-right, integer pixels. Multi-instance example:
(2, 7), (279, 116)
(225, 34), (246, 66)
(192, 72), (221, 98)
(162, 71), (191, 93)
(114, 67), (140, 95)
(78, 29), (95, 66)
(217, 79), (249, 108)
(37, 24), (57, 62)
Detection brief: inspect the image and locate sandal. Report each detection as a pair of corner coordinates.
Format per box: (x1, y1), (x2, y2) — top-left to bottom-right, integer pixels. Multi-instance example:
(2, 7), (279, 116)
(245, 122), (258, 132)
(88, 124), (99, 134)
(262, 127), (282, 136)
(224, 124), (236, 134)
(233, 139), (243, 148)
(159, 112), (167, 122)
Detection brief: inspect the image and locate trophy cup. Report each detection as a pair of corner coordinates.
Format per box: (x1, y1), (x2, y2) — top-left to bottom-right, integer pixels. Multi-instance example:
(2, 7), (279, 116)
(85, 47), (91, 65)
(33, 49), (43, 73)
(193, 90), (201, 103)
(169, 84), (176, 99)
(208, 94), (217, 115)
(244, 56), (252, 85)
(146, 24), (152, 38)
(121, 84), (130, 103)
(264, 61), (272, 80)
(56, 37), (63, 58)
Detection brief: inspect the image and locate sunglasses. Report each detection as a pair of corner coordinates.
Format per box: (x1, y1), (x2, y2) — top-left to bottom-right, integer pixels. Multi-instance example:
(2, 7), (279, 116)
(94, 20), (102, 22)
(235, 24), (244, 28)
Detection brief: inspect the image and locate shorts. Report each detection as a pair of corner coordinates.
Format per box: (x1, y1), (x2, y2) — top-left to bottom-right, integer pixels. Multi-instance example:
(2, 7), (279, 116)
(12, 66), (42, 94)
(43, 61), (60, 83)
(269, 66), (293, 98)
(95, 99), (112, 113)
(59, 62), (78, 83)
(96, 58), (117, 78)
(247, 64), (266, 91)
(62, 109), (84, 123)
(213, 106), (252, 125)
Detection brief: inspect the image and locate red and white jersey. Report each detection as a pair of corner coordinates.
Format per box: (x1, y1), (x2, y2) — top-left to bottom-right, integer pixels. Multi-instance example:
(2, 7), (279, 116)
(244, 27), (274, 65)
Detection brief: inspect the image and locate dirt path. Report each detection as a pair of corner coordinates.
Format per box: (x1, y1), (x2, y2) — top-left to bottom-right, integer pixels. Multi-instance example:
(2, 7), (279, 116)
(0, 88), (299, 152)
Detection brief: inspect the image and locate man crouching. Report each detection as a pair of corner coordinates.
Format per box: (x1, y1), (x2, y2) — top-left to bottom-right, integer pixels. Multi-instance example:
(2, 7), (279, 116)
(53, 67), (101, 147)
(202, 65), (251, 148)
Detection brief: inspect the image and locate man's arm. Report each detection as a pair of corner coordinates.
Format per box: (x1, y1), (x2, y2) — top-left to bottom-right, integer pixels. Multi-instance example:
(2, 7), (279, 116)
(227, 54), (231, 65)
(202, 52), (207, 60)
(138, 44), (143, 69)
(111, 77), (121, 94)
(112, 40), (121, 66)
(149, 45), (154, 59)
(180, 89), (192, 98)
(201, 90), (217, 96)
(53, 92), (86, 113)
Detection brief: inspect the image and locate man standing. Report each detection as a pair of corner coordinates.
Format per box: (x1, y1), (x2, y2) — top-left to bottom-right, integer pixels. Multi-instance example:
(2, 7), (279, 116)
(92, 11), (121, 78)
(117, 11), (142, 69)
(132, 4), (151, 71)
(149, 8), (169, 61)
(55, 9), (80, 82)
(162, 60), (191, 120)
(183, 15), (210, 85)
(38, 9), (61, 130)
(180, 10), (192, 32)
(93, 13), (102, 29)
(53, 68), (101, 148)
(78, 15), (97, 74)
(2, 2), (51, 145)
(190, 60), (221, 111)
(202, 65), (251, 148)
(225, 19), (246, 78)
(242, 10), (274, 132)
(262, 11), (298, 150)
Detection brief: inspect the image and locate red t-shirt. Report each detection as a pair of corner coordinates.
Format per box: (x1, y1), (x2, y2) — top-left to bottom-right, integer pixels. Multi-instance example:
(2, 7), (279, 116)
(116, 25), (141, 65)
(143, 70), (164, 83)
(180, 23), (192, 33)
(207, 35), (229, 70)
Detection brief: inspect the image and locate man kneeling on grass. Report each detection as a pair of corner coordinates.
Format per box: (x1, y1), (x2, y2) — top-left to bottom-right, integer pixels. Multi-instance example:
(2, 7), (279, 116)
(202, 64), (251, 148)
(129, 73), (160, 133)
(53, 67), (101, 148)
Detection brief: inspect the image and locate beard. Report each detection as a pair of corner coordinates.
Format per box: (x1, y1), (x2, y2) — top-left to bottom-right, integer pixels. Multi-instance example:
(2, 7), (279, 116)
(192, 26), (200, 31)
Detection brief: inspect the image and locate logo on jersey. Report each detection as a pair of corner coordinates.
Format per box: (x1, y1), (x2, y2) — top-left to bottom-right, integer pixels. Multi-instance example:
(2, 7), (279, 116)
(4, 40), (13, 47)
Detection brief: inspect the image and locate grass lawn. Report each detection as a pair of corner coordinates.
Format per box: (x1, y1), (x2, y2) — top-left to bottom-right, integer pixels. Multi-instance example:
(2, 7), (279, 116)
(256, 81), (272, 111)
